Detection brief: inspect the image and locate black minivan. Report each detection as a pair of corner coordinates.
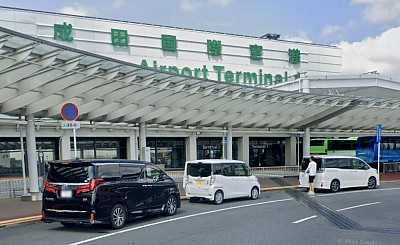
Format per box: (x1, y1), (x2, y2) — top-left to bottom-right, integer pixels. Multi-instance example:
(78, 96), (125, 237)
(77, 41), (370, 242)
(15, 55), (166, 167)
(42, 159), (181, 229)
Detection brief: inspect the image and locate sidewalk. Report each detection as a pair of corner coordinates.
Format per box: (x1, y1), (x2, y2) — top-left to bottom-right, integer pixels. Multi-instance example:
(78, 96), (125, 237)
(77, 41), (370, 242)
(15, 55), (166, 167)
(1, 173), (399, 227)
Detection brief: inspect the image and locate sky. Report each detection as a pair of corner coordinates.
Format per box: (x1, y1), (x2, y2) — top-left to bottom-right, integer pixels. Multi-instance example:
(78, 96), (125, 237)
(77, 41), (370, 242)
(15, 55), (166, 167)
(0, 0), (399, 79)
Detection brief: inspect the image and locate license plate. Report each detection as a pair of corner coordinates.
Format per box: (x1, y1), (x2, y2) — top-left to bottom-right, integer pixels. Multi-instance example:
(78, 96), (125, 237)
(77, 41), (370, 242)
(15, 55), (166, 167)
(60, 190), (73, 198)
(196, 180), (203, 185)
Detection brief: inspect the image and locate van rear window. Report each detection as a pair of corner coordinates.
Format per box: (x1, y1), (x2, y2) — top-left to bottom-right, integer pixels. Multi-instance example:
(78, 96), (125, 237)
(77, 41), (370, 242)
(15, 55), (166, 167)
(187, 163), (212, 177)
(47, 165), (94, 183)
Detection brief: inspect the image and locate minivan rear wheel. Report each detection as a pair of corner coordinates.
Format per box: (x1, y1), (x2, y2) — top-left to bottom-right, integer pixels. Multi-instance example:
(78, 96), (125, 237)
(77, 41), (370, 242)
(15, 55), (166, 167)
(250, 187), (259, 200)
(165, 195), (178, 216)
(214, 190), (224, 205)
(367, 177), (377, 189)
(110, 204), (126, 229)
(330, 179), (340, 192)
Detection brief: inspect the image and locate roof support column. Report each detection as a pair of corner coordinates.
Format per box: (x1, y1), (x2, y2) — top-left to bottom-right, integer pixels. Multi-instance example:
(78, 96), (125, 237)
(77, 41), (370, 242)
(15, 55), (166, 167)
(139, 123), (149, 161)
(303, 128), (310, 157)
(226, 126), (233, 160)
(60, 134), (71, 160)
(238, 136), (250, 166)
(285, 134), (297, 166)
(302, 79), (310, 93)
(26, 114), (40, 201)
(127, 129), (138, 160)
(186, 133), (197, 161)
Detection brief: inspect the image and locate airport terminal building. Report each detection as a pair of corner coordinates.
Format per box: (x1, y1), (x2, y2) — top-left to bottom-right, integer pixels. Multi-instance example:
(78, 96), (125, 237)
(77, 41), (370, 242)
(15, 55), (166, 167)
(0, 5), (399, 188)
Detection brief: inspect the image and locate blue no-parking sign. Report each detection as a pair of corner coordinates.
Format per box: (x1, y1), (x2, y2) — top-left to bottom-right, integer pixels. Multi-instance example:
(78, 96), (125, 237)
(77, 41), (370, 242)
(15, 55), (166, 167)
(61, 103), (79, 121)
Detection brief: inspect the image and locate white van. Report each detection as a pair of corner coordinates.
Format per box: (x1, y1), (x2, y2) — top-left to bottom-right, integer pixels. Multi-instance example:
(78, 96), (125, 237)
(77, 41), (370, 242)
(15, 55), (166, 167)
(183, 159), (260, 204)
(299, 155), (379, 192)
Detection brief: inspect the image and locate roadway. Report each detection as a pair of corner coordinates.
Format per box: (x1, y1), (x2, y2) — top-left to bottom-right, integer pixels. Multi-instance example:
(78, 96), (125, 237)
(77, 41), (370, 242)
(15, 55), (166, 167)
(1, 182), (400, 245)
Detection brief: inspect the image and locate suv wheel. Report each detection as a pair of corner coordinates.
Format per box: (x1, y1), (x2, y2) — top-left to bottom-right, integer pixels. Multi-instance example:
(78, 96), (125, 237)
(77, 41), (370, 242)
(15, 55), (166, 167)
(214, 190), (224, 205)
(110, 204), (126, 229)
(165, 195), (178, 216)
(330, 179), (340, 192)
(367, 177), (377, 189)
(250, 187), (259, 200)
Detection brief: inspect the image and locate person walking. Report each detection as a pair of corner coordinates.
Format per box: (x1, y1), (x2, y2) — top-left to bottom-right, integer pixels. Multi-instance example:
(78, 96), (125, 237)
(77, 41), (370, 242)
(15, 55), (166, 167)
(305, 156), (317, 195)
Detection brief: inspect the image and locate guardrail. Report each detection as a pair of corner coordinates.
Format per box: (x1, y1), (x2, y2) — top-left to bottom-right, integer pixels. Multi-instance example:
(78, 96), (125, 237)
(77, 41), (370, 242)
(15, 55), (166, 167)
(0, 178), (43, 199)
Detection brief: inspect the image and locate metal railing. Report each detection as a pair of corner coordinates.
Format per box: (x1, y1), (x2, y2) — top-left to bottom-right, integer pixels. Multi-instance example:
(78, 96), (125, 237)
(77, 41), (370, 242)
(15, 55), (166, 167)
(0, 178), (43, 199)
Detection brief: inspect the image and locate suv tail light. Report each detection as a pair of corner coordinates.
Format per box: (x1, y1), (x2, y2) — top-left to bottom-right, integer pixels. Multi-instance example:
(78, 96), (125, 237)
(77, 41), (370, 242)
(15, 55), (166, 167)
(76, 178), (104, 194)
(43, 179), (56, 193)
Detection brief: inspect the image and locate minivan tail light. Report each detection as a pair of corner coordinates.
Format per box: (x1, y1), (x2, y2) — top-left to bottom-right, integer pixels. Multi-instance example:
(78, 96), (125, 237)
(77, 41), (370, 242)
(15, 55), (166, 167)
(318, 168), (325, 173)
(76, 178), (104, 194)
(44, 179), (56, 193)
(210, 175), (216, 185)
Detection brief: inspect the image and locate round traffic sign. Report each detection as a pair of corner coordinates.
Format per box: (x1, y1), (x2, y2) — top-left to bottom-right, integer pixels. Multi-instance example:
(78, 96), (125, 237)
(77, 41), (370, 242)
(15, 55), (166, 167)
(61, 103), (79, 121)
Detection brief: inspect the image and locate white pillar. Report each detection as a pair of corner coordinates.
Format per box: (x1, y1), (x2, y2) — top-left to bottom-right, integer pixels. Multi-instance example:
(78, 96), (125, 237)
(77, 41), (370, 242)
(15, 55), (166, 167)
(302, 79), (310, 93)
(60, 134), (71, 160)
(186, 133), (197, 161)
(238, 136), (250, 166)
(127, 130), (138, 160)
(26, 115), (40, 201)
(139, 123), (150, 161)
(303, 128), (311, 157)
(285, 135), (297, 166)
(227, 126), (233, 160)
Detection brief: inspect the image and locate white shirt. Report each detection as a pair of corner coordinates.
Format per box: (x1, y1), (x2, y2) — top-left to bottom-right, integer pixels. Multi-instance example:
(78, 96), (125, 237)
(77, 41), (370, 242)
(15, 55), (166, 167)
(305, 160), (317, 176)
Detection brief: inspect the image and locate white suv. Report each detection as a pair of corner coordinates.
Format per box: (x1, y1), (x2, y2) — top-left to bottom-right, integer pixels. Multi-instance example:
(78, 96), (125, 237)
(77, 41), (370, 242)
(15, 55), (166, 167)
(299, 155), (379, 192)
(183, 159), (260, 204)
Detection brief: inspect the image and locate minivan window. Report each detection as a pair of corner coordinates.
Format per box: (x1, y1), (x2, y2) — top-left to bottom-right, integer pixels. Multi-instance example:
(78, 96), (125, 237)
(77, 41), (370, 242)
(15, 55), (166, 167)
(221, 164), (234, 176)
(337, 159), (351, 169)
(96, 164), (120, 178)
(351, 159), (368, 170)
(301, 158), (322, 171)
(146, 166), (172, 182)
(234, 164), (249, 176)
(187, 163), (212, 177)
(121, 165), (143, 180)
(47, 164), (94, 183)
(324, 159), (340, 168)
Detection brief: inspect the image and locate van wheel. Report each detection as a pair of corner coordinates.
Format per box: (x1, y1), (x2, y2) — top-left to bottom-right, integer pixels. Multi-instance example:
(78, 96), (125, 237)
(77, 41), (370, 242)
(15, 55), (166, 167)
(214, 190), (224, 205)
(110, 204), (126, 229)
(367, 177), (377, 189)
(330, 179), (340, 192)
(250, 187), (259, 200)
(165, 195), (178, 216)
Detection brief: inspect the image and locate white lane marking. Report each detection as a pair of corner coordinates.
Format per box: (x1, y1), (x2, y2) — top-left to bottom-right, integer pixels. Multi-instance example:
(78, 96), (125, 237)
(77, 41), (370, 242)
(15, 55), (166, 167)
(293, 200), (383, 224)
(69, 198), (294, 245)
(292, 215), (317, 224)
(335, 201), (381, 212)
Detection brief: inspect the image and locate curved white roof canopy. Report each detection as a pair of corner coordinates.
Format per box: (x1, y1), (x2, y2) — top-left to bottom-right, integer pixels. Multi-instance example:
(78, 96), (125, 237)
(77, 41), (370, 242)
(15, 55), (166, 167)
(0, 26), (399, 132)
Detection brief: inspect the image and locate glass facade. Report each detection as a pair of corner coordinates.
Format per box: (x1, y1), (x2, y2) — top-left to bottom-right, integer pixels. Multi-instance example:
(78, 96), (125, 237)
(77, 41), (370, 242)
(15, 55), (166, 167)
(0, 138), (59, 177)
(197, 137), (238, 160)
(249, 137), (285, 167)
(147, 137), (185, 169)
(71, 137), (127, 160)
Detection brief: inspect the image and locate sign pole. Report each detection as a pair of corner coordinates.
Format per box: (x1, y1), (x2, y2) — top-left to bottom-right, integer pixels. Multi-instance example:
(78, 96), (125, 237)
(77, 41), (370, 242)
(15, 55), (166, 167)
(73, 127), (77, 159)
(61, 103), (79, 159)
(376, 124), (382, 182)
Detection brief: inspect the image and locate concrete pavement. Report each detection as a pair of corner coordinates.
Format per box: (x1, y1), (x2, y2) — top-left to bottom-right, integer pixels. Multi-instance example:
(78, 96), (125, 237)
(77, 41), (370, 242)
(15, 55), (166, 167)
(1, 173), (399, 228)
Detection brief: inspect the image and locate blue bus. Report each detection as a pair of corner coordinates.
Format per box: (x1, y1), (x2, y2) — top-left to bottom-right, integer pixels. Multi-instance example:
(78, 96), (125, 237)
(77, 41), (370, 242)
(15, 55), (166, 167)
(356, 136), (400, 170)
